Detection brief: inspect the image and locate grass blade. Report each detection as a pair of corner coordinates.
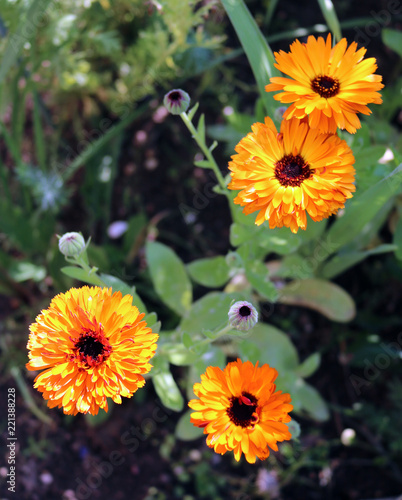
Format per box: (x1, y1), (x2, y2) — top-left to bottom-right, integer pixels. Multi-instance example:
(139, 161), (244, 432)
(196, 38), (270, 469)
(221, 0), (280, 116)
(316, 0), (342, 41)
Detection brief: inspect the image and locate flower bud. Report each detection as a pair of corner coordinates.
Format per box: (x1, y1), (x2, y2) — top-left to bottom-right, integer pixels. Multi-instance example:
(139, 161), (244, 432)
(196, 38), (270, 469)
(163, 89), (190, 115)
(58, 232), (86, 257)
(228, 301), (258, 331)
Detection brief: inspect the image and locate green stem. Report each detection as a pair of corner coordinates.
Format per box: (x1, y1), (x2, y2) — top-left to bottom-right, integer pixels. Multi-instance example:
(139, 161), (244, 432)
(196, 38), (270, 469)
(180, 111), (228, 193)
(192, 322), (234, 349)
(10, 367), (53, 426)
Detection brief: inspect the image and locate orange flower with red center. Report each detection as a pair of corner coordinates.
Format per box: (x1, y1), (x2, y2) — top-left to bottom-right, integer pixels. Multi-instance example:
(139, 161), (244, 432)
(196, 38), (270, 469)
(189, 359), (293, 463)
(265, 34), (383, 134)
(26, 286), (158, 415)
(228, 116), (356, 233)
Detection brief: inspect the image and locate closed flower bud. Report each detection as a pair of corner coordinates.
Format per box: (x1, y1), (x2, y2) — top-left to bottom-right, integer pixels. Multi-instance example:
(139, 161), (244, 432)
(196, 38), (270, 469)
(163, 89), (190, 115)
(58, 232), (86, 257)
(228, 301), (258, 331)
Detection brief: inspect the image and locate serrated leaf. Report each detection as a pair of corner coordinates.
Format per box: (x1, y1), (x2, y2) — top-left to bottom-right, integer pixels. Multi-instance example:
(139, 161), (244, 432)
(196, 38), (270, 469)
(187, 256), (230, 288)
(175, 409), (204, 441)
(278, 278), (355, 322)
(146, 241), (192, 316)
(152, 371), (184, 412)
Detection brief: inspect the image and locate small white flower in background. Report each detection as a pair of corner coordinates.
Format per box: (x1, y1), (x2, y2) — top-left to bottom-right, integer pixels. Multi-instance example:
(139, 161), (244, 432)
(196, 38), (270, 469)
(228, 300), (258, 331)
(341, 428), (356, 446)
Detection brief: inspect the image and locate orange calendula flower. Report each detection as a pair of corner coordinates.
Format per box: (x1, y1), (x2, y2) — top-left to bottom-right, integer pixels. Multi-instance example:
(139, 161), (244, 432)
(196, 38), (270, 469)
(189, 359), (293, 464)
(265, 34), (383, 134)
(26, 286), (158, 415)
(228, 116), (355, 233)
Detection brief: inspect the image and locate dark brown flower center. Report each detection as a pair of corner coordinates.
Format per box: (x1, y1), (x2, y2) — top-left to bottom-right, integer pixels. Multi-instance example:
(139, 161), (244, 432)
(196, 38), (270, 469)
(239, 306), (251, 317)
(227, 392), (259, 428)
(275, 154), (313, 187)
(72, 329), (112, 368)
(311, 75), (340, 98)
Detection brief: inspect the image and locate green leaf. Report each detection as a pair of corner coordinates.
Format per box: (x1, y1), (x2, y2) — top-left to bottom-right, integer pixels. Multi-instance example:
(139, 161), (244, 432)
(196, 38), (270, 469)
(382, 28), (402, 58)
(256, 227), (302, 255)
(8, 262), (46, 282)
(197, 114), (206, 143)
(221, 0), (280, 115)
(326, 163), (402, 253)
(85, 409), (111, 427)
(230, 222), (259, 246)
(99, 273), (148, 313)
(179, 291), (244, 334)
(186, 347), (226, 399)
(187, 256), (230, 288)
(296, 379), (329, 421)
(146, 241), (192, 316)
(393, 217), (402, 261)
(245, 261), (278, 301)
(187, 103), (199, 121)
(152, 370), (184, 412)
(296, 353), (321, 378)
(162, 343), (199, 366)
(60, 266), (105, 287)
(316, 0), (342, 41)
(278, 279), (355, 322)
(193, 160), (212, 168)
(238, 323), (299, 372)
(175, 409), (204, 441)
(321, 244), (397, 279)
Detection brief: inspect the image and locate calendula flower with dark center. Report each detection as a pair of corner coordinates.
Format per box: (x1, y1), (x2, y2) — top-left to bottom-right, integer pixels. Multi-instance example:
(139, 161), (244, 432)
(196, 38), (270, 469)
(26, 286), (158, 415)
(265, 34), (383, 134)
(228, 116), (356, 233)
(189, 359), (293, 463)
